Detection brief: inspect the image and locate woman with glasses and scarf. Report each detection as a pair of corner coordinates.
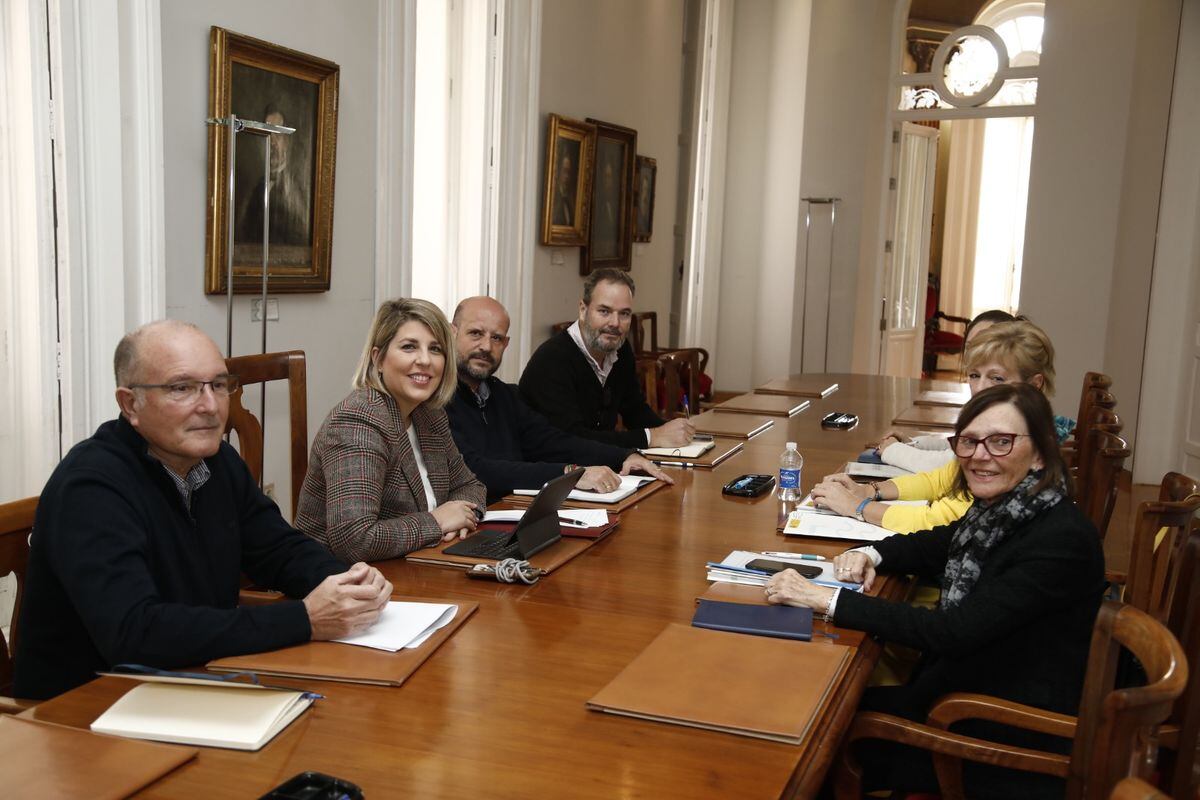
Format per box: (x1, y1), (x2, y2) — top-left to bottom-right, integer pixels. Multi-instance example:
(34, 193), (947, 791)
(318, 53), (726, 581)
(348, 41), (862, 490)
(766, 383), (1104, 798)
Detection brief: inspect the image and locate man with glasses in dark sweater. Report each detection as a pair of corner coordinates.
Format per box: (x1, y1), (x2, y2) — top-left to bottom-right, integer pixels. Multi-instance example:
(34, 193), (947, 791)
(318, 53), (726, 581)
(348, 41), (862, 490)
(15, 320), (392, 699)
(447, 296), (670, 504)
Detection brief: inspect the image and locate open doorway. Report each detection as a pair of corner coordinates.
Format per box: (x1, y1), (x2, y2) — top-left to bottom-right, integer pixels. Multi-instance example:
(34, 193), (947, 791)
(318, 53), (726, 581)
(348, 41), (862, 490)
(878, 0), (1043, 378)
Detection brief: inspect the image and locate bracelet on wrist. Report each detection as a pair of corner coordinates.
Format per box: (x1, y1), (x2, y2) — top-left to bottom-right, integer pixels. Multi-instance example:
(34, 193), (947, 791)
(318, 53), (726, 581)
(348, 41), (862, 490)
(824, 588), (838, 620)
(854, 497), (871, 522)
(870, 481), (882, 501)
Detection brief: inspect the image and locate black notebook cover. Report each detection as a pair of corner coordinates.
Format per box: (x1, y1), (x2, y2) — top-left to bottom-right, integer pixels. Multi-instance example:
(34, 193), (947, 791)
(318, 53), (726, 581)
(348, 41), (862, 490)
(691, 599), (813, 641)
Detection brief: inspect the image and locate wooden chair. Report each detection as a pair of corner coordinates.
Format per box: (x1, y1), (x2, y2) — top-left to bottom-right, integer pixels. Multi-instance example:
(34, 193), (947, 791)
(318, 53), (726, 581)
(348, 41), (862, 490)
(833, 601), (1188, 800)
(1077, 429), (1132, 540)
(1072, 407), (1123, 497)
(1121, 473), (1200, 615)
(550, 320), (573, 337)
(0, 497), (37, 712)
(1075, 372), (1114, 436)
(658, 349), (700, 419)
(922, 274), (971, 376)
(1157, 527), (1200, 800)
(631, 311), (712, 401)
(1108, 777), (1171, 800)
(223, 351), (308, 518)
(635, 358), (660, 415)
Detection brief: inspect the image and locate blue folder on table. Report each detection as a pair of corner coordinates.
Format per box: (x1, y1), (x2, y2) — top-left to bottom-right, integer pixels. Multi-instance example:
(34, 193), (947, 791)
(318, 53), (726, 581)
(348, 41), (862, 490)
(691, 600), (813, 641)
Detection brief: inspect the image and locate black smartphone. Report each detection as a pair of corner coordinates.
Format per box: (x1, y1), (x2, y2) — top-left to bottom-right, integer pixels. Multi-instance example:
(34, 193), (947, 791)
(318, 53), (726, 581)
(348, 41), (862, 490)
(821, 412), (859, 430)
(745, 558), (822, 578)
(259, 772), (364, 800)
(722, 473), (775, 497)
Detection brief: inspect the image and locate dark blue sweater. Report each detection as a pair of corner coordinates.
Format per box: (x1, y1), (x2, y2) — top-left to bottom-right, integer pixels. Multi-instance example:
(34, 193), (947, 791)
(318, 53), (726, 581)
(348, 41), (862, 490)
(14, 416), (346, 699)
(446, 378), (631, 504)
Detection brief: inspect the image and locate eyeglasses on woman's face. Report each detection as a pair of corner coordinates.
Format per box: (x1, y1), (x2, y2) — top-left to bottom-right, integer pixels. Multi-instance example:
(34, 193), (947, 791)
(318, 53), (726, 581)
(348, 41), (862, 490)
(947, 432), (1028, 458)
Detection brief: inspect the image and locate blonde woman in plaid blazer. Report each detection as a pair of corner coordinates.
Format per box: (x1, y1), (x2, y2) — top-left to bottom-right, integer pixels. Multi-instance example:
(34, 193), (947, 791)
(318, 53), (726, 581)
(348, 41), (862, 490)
(297, 299), (486, 561)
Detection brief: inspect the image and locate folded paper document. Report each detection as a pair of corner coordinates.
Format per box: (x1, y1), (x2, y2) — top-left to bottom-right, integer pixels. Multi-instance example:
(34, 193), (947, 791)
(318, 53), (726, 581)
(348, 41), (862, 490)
(783, 512), (893, 542)
(706, 550), (862, 591)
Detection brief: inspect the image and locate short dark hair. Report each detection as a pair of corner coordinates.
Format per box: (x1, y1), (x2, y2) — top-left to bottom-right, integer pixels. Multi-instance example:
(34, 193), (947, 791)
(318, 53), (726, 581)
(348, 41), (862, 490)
(963, 309), (1016, 344)
(582, 268), (635, 305)
(950, 382), (1070, 499)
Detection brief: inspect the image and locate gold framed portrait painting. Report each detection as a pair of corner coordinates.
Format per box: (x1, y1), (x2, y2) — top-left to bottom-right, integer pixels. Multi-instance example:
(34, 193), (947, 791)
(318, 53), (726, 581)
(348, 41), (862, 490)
(633, 155), (656, 243)
(205, 27), (339, 294)
(582, 118), (637, 274)
(541, 114), (596, 247)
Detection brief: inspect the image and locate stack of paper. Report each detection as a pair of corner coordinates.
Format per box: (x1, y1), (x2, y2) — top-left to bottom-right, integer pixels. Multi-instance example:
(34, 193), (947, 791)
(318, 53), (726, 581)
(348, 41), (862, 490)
(334, 601), (458, 651)
(482, 508), (609, 529)
(846, 462), (912, 480)
(783, 512), (894, 542)
(705, 550), (861, 592)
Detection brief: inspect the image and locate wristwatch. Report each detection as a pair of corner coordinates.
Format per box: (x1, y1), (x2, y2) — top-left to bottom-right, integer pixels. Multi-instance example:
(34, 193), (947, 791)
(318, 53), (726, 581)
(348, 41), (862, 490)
(870, 482), (882, 501)
(855, 497), (871, 522)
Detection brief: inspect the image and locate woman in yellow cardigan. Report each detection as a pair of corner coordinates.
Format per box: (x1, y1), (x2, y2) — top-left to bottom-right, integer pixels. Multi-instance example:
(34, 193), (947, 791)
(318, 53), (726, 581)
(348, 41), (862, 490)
(810, 320), (1061, 533)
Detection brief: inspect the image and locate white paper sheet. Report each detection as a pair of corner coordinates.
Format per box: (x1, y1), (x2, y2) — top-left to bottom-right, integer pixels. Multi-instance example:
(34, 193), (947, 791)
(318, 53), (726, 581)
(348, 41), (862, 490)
(513, 474), (653, 504)
(334, 601), (458, 652)
(482, 508), (609, 528)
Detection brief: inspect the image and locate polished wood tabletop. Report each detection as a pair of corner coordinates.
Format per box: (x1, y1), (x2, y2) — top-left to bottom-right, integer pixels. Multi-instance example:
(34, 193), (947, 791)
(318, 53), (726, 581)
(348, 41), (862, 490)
(23, 373), (946, 799)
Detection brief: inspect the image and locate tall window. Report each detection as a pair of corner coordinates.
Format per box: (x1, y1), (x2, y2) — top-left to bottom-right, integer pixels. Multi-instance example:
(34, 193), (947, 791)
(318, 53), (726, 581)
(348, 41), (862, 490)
(411, 0), (497, 315)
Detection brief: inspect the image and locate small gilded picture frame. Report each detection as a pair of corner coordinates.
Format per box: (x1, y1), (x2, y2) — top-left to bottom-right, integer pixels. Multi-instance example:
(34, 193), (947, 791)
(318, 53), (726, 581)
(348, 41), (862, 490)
(540, 114), (596, 247)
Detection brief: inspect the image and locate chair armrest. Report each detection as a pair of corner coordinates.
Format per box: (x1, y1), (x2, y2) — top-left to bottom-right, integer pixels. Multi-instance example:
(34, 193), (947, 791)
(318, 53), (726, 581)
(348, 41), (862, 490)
(844, 711), (1071, 781)
(1106, 569), (1127, 585)
(238, 588), (285, 606)
(927, 692), (1078, 740)
(0, 696), (37, 715)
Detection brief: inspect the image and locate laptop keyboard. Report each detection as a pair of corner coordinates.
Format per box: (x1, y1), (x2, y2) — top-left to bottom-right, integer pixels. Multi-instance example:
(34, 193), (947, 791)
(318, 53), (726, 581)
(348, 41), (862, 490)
(464, 536), (520, 560)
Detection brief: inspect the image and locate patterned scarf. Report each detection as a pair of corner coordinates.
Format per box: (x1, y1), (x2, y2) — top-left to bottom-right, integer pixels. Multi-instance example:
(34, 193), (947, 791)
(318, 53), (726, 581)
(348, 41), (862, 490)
(939, 470), (1068, 610)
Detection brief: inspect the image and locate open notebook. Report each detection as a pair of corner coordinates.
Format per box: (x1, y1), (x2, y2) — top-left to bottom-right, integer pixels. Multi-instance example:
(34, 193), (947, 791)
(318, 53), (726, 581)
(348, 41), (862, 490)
(91, 673), (316, 751)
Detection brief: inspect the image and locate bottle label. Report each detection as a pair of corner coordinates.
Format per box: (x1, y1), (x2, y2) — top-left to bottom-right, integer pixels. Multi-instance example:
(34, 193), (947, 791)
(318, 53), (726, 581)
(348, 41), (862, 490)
(779, 468), (800, 489)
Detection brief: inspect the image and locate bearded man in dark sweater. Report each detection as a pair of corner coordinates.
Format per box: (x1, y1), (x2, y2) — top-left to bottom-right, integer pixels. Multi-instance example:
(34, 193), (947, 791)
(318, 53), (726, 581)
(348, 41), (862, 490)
(518, 269), (694, 449)
(14, 321), (392, 700)
(446, 296), (670, 504)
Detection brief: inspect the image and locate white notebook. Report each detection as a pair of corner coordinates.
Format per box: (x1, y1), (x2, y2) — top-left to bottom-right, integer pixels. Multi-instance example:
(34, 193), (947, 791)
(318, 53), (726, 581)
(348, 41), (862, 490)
(91, 677), (313, 751)
(846, 462), (911, 479)
(641, 440), (716, 458)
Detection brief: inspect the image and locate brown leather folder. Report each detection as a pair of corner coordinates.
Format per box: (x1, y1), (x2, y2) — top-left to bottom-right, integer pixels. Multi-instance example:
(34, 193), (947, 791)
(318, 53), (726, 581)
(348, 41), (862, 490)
(207, 599), (478, 686)
(891, 404), (959, 430)
(913, 389), (969, 407)
(753, 376), (840, 398)
(0, 715), (196, 799)
(587, 623), (850, 744)
(715, 393), (810, 417)
(405, 536), (594, 572)
(646, 439), (744, 468)
(501, 476), (667, 513)
(689, 410), (774, 439)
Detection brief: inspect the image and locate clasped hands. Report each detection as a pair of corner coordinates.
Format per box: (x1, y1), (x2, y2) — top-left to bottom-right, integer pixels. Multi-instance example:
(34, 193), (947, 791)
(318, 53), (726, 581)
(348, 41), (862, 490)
(809, 473), (873, 517)
(764, 550), (876, 612)
(304, 561), (393, 640)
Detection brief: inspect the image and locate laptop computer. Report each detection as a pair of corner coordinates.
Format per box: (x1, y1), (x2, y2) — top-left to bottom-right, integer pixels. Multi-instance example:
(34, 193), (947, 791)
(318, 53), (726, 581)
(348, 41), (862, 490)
(443, 468), (585, 561)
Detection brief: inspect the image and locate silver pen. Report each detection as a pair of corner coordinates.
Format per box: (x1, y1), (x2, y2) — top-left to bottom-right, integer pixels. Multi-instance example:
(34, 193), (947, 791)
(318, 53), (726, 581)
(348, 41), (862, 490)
(759, 551), (827, 561)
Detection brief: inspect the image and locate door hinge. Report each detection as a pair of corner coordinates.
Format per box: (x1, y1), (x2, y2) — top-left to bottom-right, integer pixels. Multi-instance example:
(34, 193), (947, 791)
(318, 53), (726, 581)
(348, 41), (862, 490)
(55, 342), (63, 380)
(889, 177), (897, 190)
(892, 129), (900, 144)
(884, 240), (893, 253)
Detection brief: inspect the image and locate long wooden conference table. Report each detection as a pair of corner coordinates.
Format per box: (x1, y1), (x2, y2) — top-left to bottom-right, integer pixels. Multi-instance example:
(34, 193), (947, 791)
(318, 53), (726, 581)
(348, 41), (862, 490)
(22, 373), (946, 799)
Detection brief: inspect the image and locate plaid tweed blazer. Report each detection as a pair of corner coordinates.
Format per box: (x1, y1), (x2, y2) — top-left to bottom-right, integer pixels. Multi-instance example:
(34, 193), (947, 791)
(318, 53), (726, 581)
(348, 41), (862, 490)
(296, 387), (485, 561)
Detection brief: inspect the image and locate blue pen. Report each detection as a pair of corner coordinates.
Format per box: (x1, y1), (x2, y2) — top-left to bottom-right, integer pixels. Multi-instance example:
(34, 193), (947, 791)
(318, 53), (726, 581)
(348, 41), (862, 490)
(682, 394), (690, 419)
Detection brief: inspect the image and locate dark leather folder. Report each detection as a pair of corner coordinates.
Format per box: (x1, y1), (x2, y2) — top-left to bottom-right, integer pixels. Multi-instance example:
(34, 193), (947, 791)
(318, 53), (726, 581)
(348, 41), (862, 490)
(691, 599), (813, 641)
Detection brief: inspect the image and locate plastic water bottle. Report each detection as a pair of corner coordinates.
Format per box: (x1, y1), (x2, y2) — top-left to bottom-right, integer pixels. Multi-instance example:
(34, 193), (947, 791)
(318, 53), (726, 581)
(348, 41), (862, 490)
(779, 442), (803, 501)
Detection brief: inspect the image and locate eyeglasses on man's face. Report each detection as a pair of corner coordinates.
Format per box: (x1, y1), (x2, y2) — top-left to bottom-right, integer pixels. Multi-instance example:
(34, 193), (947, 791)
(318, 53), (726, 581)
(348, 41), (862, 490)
(128, 375), (240, 404)
(947, 432), (1028, 458)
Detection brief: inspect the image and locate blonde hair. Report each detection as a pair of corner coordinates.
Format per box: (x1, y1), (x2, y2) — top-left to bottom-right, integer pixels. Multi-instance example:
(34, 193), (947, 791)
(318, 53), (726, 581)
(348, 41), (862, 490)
(353, 298), (457, 409)
(964, 320), (1057, 397)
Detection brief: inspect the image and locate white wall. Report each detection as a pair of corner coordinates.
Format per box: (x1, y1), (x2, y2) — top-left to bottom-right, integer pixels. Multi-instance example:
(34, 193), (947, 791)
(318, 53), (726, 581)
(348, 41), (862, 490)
(160, 1), (380, 517)
(1020, 0), (1180, 449)
(1136, 0), (1200, 482)
(793, 0), (893, 376)
(532, 0), (684, 351)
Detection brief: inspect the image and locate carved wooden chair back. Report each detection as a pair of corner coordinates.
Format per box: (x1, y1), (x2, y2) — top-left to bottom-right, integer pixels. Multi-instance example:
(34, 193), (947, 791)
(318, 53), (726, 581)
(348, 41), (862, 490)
(550, 320), (573, 337)
(0, 497), (36, 696)
(658, 350), (700, 419)
(1073, 407), (1122, 498)
(1157, 525), (1200, 799)
(1075, 372), (1114, 436)
(635, 358), (660, 415)
(1123, 473), (1200, 616)
(223, 351), (308, 518)
(1078, 429), (1131, 540)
